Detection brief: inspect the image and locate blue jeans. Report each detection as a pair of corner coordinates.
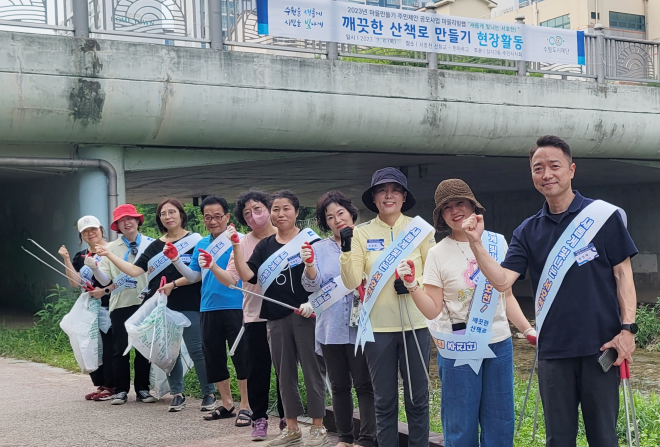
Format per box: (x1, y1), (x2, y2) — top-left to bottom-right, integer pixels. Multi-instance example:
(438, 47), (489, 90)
(437, 337), (514, 447)
(168, 310), (216, 396)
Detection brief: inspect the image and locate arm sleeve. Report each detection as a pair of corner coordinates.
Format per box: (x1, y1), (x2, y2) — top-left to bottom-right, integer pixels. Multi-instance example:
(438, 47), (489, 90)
(91, 266), (111, 286)
(339, 228), (366, 290)
(301, 257), (322, 292)
(172, 258), (201, 283)
(500, 225), (529, 279)
(605, 212), (638, 266)
(188, 245), (202, 272)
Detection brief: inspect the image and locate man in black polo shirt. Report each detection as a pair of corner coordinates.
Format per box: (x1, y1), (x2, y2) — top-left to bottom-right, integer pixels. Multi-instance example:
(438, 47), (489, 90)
(462, 135), (638, 447)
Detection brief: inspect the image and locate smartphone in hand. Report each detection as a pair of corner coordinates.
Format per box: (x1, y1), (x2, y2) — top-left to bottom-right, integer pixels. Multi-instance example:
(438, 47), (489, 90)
(598, 348), (618, 372)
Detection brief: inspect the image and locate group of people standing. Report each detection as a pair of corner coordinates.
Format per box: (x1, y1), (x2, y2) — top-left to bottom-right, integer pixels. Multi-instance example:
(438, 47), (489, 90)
(56, 135), (638, 447)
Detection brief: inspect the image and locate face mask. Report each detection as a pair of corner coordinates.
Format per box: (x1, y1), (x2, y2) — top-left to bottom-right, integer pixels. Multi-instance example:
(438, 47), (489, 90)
(247, 208), (271, 229)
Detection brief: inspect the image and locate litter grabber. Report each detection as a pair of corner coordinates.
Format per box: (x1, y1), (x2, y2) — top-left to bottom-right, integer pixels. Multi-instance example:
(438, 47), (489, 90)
(228, 325), (245, 356)
(516, 348), (539, 436)
(229, 285), (316, 318)
(22, 241), (94, 291)
(620, 359), (640, 447)
(396, 260), (431, 385)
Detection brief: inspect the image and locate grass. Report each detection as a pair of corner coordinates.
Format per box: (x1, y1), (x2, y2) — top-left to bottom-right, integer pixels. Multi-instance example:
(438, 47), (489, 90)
(3, 288), (660, 446)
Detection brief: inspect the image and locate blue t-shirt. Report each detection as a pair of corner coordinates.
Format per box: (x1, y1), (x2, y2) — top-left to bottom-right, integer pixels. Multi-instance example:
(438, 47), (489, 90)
(501, 191), (638, 360)
(189, 234), (244, 312)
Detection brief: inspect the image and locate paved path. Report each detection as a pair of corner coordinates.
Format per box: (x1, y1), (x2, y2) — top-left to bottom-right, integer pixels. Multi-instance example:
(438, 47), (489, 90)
(0, 357), (338, 447)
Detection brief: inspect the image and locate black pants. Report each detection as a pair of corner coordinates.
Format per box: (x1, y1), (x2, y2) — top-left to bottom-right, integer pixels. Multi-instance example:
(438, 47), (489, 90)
(364, 329), (430, 447)
(245, 321), (284, 421)
(538, 354), (620, 447)
(110, 305), (150, 394)
(200, 309), (248, 383)
(89, 327), (115, 388)
(321, 343), (377, 447)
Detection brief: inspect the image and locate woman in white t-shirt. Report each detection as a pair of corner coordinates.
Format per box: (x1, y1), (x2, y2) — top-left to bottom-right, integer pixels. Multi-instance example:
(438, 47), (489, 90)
(396, 179), (536, 447)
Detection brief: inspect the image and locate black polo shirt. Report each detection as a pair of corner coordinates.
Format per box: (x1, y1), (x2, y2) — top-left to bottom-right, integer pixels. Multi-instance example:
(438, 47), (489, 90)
(501, 191), (637, 360)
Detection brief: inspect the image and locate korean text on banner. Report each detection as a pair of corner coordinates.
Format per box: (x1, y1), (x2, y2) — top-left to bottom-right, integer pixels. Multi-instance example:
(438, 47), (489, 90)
(257, 0), (584, 65)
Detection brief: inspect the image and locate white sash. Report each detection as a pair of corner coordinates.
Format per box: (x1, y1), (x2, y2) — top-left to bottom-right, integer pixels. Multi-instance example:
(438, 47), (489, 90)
(79, 253), (103, 284)
(535, 200), (622, 336)
(309, 275), (352, 317)
(257, 228), (320, 293)
(108, 235), (155, 295)
(147, 233), (203, 282)
(201, 232), (244, 282)
(355, 216), (434, 352)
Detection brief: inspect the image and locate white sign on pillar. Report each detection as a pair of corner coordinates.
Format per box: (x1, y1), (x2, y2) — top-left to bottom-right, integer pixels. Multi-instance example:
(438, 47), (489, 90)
(257, 0), (585, 65)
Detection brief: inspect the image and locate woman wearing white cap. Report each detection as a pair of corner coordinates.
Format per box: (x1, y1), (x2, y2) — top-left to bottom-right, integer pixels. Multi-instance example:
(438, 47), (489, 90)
(58, 215), (115, 401)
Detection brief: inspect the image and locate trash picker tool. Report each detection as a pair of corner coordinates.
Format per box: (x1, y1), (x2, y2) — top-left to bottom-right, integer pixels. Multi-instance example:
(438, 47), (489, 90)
(620, 359), (640, 447)
(516, 348), (538, 436)
(21, 245), (93, 291)
(229, 285), (316, 318)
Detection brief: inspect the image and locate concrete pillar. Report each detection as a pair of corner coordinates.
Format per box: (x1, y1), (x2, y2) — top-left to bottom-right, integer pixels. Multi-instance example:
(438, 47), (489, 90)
(425, 3), (438, 70)
(77, 145), (126, 239)
(327, 42), (339, 61)
(209, 0), (224, 49)
(72, 0), (89, 38)
(515, 14), (526, 77)
(594, 24), (605, 83)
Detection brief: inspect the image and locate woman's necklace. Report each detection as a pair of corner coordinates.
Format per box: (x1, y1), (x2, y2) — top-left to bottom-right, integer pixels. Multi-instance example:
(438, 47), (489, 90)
(451, 234), (474, 263)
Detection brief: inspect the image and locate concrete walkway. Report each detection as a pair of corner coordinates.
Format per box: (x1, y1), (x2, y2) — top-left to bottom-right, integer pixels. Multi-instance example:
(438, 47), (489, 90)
(0, 357), (338, 447)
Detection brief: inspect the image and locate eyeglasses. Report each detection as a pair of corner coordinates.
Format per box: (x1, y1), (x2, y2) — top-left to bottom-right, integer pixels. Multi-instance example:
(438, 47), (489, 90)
(159, 209), (178, 218)
(203, 213), (226, 223)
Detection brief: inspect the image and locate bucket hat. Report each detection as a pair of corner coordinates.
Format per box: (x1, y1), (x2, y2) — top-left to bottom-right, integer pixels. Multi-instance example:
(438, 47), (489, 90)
(110, 204), (144, 232)
(77, 215), (102, 233)
(361, 167), (416, 213)
(432, 179), (485, 232)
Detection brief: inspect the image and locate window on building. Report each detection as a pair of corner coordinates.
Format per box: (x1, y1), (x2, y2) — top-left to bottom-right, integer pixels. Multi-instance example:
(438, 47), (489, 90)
(591, 12), (600, 19)
(540, 14), (570, 29)
(610, 12), (645, 31)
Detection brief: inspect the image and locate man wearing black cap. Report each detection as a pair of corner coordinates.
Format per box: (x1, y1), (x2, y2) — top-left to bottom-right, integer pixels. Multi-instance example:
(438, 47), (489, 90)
(340, 167), (436, 447)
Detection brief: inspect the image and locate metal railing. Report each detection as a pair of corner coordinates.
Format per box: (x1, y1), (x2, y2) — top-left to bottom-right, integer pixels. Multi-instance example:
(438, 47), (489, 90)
(2, 0), (659, 84)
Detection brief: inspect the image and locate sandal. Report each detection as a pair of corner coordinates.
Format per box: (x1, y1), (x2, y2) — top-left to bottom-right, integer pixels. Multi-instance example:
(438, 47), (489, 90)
(85, 387), (103, 400)
(235, 409), (252, 427)
(93, 387), (115, 401)
(203, 405), (235, 421)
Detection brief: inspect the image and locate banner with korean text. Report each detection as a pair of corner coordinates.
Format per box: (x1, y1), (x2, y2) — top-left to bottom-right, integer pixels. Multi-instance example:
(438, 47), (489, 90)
(256, 0), (584, 65)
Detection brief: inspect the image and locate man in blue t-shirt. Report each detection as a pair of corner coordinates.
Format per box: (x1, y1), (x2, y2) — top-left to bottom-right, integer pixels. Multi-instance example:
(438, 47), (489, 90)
(462, 136), (638, 447)
(173, 196), (252, 426)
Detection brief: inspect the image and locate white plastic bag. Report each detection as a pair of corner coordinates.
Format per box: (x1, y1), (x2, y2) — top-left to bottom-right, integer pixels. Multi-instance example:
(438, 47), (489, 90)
(60, 292), (102, 374)
(149, 342), (193, 398)
(124, 287), (191, 375)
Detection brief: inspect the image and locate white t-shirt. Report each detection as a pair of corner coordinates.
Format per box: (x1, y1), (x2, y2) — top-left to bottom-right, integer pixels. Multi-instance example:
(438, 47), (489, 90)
(423, 236), (511, 344)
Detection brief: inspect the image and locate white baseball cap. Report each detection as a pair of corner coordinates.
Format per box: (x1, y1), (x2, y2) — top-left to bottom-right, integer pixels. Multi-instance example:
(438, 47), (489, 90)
(77, 215), (102, 232)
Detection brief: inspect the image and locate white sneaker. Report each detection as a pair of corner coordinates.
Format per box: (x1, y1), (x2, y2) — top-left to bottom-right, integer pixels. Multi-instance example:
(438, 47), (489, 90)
(304, 425), (327, 447)
(268, 427), (303, 447)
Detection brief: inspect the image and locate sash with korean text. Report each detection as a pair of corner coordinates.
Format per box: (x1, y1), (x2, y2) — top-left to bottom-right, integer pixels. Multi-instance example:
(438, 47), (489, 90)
(257, 228), (320, 293)
(535, 200), (622, 335)
(79, 253), (103, 285)
(427, 231), (506, 374)
(108, 235), (155, 295)
(146, 233), (203, 282)
(309, 275), (352, 317)
(355, 216), (434, 352)
(200, 232), (244, 282)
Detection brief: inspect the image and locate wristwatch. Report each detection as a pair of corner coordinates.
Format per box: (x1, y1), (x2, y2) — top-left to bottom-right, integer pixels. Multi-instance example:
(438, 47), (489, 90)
(103, 287), (111, 294)
(172, 280), (178, 290)
(622, 323), (639, 334)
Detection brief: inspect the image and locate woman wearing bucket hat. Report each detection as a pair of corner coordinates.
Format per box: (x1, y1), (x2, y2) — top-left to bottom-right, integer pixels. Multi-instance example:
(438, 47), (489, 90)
(58, 215), (116, 401)
(396, 179), (536, 447)
(339, 167), (436, 447)
(94, 204), (158, 405)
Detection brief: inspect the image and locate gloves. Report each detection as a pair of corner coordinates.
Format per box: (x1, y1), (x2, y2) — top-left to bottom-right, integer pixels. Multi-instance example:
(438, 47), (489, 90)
(163, 242), (180, 263)
(226, 224), (240, 245)
(340, 227), (353, 252)
(83, 254), (99, 269)
(198, 248), (214, 269)
(523, 328), (537, 346)
(396, 260), (418, 289)
(394, 278), (409, 295)
(298, 302), (314, 318)
(300, 242), (314, 267)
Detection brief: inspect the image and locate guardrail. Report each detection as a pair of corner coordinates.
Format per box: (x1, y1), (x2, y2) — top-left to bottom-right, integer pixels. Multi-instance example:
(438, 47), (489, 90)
(1, 0), (659, 84)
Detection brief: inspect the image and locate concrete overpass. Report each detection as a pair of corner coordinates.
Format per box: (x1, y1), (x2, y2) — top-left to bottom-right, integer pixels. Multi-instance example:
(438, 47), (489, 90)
(2, 29), (660, 309)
